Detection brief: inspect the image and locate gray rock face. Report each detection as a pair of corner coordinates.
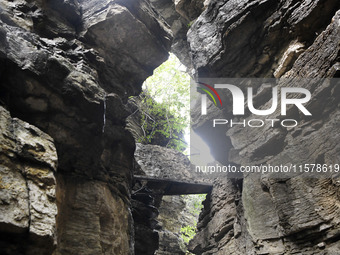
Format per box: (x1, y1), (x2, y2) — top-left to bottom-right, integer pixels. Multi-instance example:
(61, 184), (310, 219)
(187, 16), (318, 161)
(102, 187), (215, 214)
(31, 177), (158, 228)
(188, 178), (244, 255)
(0, 106), (57, 255)
(150, 0), (193, 68)
(157, 195), (202, 255)
(174, 0), (205, 22)
(135, 143), (197, 181)
(156, 195), (187, 255)
(188, 0), (339, 78)
(134, 144), (207, 254)
(187, 1), (340, 255)
(81, 0), (172, 96)
(0, 0), (339, 254)
(0, 0), (172, 254)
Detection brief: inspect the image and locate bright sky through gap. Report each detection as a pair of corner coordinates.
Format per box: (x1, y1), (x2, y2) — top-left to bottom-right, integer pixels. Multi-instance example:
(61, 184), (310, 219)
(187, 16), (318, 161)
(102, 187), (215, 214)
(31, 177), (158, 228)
(142, 53), (215, 165)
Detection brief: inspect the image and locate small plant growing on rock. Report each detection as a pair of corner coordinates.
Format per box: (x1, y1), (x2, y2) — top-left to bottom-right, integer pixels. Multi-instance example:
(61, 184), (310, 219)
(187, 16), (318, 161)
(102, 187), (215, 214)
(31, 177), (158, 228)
(181, 225), (196, 244)
(129, 53), (190, 152)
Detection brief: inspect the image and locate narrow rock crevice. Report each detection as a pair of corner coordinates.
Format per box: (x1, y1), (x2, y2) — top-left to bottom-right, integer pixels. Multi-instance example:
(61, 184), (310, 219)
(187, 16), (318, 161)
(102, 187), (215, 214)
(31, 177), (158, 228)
(0, 1), (339, 255)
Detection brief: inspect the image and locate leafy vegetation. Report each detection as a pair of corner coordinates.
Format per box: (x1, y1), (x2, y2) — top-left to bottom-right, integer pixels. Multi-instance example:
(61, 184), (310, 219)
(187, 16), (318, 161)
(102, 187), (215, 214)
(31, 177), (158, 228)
(183, 194), (206, 215)
(135, 90), (187, 151)
(187, 20), (195, 28)
(136, 53), (190, 151)
(180, 225), (196, 244)
(180, 194), (206, 245)
(131, 56), (207, 250)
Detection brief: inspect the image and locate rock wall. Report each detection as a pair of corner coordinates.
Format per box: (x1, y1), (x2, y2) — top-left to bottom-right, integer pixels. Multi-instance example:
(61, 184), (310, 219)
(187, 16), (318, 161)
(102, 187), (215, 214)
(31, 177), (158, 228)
(0, 0), (171, 254)
(156, 195), (199, 255)
(133, 143), (207, 255)
(0, 106), (57, 255)
(186, 0), (340, 254)
(0, 0), (339, 254)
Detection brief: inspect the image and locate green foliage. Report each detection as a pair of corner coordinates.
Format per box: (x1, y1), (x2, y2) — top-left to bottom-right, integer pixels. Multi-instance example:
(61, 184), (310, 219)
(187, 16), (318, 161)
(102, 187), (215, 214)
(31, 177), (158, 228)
(136, 91), (187, 151)
(181, 194), (206, 215)
(187, 20), (195, 28)
(190, 194), (206, 215)
(137, 53), (190, 151)
(179, 194), (207, 246)
(180, 225), (196, 244)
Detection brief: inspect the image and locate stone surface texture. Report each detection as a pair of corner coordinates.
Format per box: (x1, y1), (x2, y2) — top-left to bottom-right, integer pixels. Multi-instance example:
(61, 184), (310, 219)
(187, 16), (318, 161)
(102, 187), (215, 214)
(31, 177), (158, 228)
(133, 143), (206, 255)
(187, 1), (340, 255)
(156, 194), (202, 255)
(135, 143), (199, 182)
(150, 0), (200, 69)
(0, 0), (339, 254)
(0, 0), (171, 254)
(0, 106), (57, 255)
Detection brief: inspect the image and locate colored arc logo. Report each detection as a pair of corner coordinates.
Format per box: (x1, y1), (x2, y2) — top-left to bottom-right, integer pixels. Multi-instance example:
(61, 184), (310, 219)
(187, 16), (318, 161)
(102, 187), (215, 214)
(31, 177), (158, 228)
(198, 82), (223, 106)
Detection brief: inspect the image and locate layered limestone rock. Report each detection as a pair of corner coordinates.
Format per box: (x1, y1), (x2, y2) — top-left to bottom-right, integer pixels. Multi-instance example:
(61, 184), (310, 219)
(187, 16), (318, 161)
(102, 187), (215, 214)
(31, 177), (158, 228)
(187, 0), (339, 78)
(1, 0), (339, 254)
(0, 106), (57, 255)
(187, 1), (340, 254)
(133, 144), (208, 255)
(149, 0), (202, 69)
(135, 143), (198, 181)
(126, 91), (199, 255)
(157, 195), (203, 255)
(0, 0), (172, 254)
